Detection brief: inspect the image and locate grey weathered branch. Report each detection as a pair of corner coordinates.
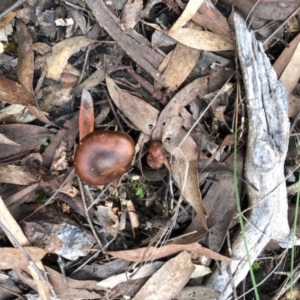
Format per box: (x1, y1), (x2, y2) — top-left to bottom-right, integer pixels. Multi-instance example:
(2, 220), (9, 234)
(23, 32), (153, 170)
(206, 13), (291, 299)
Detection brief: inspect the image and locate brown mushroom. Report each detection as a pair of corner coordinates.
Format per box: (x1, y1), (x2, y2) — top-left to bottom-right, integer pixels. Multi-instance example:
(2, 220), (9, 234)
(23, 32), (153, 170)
(146, 141), (165, 169)
(74, 131), (135, 185)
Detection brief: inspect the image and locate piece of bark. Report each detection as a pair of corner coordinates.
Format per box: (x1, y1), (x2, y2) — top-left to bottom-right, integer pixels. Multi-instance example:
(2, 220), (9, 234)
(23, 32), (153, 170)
(206, 13), (290, 299)
(86, 0), (164, 82)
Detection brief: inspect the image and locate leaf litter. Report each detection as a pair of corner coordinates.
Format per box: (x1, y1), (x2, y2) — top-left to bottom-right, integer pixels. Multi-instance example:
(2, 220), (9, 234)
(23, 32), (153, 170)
(0, 0), (299, 299)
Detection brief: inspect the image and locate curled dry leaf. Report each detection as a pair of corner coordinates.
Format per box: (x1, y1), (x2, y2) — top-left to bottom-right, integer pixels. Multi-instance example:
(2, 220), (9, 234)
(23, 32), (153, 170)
(147, 141), (166, 169)
(170, 0), (205, 33)
(79, 89), (94, 140)
(45, 36), (93, 81)
(106, 76), (159, 136)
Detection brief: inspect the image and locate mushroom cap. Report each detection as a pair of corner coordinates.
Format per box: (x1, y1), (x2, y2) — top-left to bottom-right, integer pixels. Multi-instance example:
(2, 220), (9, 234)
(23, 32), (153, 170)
(74, 131), (135, 185)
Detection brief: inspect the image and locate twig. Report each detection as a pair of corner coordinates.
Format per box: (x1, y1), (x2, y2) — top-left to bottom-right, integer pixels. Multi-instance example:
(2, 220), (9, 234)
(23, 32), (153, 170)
(78, 180), (105, 251)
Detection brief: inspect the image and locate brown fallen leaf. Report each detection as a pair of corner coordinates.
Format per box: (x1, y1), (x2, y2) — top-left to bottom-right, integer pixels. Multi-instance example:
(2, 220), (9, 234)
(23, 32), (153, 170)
(0, 77), (36, 107)
(0, 247), (47, 269)
(132, 251), (195, 300)
(79, 89), (94, 140)
(106, 76), (160, 136)
(16, 19), (34, 94)
(107, 242), (233, 262)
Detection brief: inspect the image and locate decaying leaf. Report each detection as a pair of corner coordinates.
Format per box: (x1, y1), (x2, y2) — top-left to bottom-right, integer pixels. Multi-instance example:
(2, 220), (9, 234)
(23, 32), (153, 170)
(45, 36), (93, 81)
(106, 76), (160, 136)
(0, 247), (48, 269)
(108, 242), (233, 262)
(0, 77), (36, 107)
(132, 251), (195, 300)
(79, 89), (94, 140)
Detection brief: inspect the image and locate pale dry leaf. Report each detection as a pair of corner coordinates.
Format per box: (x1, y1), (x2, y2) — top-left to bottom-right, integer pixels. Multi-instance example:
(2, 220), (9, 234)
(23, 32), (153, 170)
(132, 251), (195, 300)
(46, 36), (93, 81)
(170, 0), (205, 33)
(107, 242), (232, 262)
(171, 153), (208, 230)
(168, 28), (234, 51)
(0, 247), (48, 269)
(106, 76), (160, 136)
(161, 42), (200, 91)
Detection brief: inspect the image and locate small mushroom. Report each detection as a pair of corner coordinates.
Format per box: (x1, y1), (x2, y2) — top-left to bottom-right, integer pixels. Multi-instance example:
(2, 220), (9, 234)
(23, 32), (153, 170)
(74, 131), (135, 185)
(146, 141), (165, 169)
